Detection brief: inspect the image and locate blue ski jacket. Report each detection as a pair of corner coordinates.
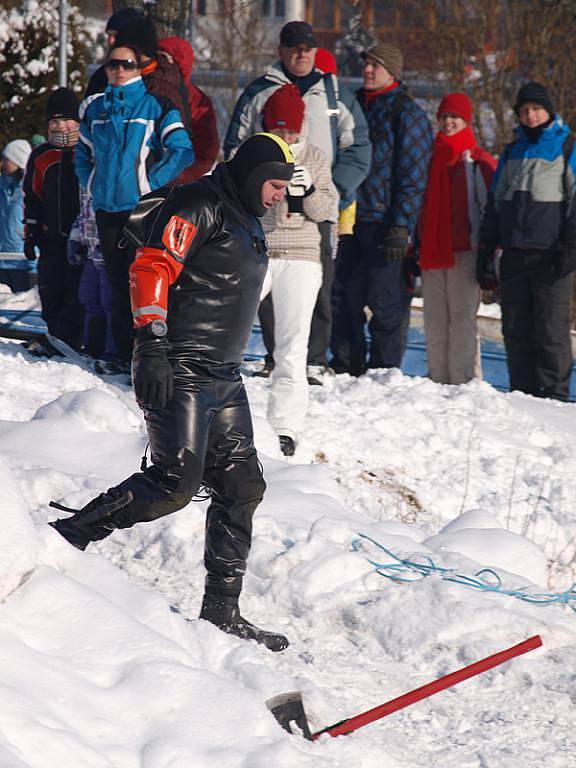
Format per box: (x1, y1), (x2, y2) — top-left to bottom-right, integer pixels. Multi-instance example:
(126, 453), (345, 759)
(75, 76), (194, 213)
(0, 173), (25, 252)
(480, 116), (576, 252)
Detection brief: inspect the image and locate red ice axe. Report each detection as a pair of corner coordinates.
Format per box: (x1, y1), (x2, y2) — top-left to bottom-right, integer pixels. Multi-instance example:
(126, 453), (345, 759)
(267, 634), (542, 741)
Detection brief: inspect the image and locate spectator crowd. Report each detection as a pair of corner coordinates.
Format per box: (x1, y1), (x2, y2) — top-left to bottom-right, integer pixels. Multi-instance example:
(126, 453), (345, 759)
(1, 11), (576, 459)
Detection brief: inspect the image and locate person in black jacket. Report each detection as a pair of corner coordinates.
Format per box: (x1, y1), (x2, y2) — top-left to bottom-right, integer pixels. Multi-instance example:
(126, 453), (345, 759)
(84, 6), (144, 97)
(49, 133), (294, 652)
(23, 88), (83, 349)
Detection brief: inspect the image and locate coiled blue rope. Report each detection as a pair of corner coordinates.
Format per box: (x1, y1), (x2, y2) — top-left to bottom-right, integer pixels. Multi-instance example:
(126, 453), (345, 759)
(352, 532), (576, 613)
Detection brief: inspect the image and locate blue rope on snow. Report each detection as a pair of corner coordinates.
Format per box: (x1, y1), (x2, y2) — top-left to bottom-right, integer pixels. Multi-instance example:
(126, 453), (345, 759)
(352, 532), (576, 613)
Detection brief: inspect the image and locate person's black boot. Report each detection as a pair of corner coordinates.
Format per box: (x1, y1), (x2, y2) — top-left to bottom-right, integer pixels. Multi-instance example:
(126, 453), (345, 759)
(279, 435), (295, 456)
(48, 486), (134, 550)
(199, 594), (289, 653)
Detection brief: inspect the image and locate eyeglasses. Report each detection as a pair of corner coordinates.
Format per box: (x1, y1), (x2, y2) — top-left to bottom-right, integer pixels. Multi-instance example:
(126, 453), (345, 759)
(105, 59), (138, 72)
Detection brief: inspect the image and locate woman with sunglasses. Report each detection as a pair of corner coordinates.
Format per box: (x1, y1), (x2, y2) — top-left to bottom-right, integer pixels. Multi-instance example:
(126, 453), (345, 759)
(75, 44), (194, 366)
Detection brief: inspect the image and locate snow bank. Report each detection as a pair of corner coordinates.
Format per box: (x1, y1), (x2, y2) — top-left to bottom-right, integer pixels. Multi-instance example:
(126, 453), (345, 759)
(0, 343), (575, 767)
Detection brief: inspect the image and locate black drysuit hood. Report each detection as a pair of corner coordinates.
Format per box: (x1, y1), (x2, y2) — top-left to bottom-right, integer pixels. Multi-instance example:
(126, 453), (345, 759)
(227, 132), (294, 217)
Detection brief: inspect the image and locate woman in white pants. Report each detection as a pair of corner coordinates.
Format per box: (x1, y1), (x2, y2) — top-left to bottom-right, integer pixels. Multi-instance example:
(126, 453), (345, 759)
(260, 84), (338, 455)
(419, 92), (496, 385)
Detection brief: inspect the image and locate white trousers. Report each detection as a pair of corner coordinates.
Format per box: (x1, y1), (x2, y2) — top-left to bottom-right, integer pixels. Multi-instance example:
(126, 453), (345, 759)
(421, 251), (482, 385)
(260, 259), (322, 439)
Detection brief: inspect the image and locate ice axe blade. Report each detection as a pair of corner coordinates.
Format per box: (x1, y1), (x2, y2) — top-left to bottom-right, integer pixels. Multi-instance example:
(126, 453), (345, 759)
(266, 691), (313, 741)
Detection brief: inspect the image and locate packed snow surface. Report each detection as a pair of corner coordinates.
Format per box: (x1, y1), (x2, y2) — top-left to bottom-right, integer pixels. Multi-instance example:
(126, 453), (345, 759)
(0, 338), (575, 767)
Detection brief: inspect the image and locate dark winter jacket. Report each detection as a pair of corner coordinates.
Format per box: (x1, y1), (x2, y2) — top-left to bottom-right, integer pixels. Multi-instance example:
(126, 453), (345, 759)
(84, 65), (108, 99)
(356, 84), (434, 236)
(158, 37), (219, 181)
(125, 163), (268, 373)
(480, 117), (576, 253)
(223, 62), (371, 210)
(76, 76), (194, 213)
(141, 56), (192, 136)
(23, 143), (80, 241)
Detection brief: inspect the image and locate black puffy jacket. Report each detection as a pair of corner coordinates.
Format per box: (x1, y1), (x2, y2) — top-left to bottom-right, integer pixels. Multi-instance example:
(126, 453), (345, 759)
(23, 143), (80, 240)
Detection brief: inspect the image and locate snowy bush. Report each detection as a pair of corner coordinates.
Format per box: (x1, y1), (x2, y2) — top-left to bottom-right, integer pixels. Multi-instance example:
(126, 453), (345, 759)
(0, 0), (92, 145)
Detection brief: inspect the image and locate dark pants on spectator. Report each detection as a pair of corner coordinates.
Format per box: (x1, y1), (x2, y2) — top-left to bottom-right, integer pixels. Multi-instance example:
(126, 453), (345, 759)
(258, 220), (333, 368)
(500, 249), (573, 401)
(331, 222), (411, 376)
(37, 235), (84, 350)
(77, 260), (117, 360)
(95, 209), (133, 362)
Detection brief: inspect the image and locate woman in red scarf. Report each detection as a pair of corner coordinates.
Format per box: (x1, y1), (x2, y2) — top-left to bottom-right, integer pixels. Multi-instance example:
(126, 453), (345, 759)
(419, 93), (496, 384)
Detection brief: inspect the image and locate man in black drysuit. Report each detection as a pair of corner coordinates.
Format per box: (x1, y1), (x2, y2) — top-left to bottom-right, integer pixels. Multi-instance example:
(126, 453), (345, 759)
(49, 133), (294, 652)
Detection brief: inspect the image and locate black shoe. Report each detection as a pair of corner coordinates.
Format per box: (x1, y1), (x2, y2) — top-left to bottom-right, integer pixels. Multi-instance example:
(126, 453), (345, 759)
(306, 364), (334, 386)
(253, 361), (274, 378)
(94, 358), (131, 376)
(199, 594), (289, 653)
(279, 435), (295, 456)
(23, 335), (65, 359)
(48, 486), (133, 550)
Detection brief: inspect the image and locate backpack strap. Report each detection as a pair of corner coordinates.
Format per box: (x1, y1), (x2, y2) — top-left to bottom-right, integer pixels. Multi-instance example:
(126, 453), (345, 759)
(323, 73), (339, 168)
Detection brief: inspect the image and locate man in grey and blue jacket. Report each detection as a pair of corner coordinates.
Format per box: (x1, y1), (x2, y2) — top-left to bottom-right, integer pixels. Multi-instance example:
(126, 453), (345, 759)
(478, 82), (576, 401)
(224, 21), (371, 379)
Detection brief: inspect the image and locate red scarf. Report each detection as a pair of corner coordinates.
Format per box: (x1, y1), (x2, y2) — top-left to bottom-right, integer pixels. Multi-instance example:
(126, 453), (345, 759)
(420, 126), (477, 270)
(363, 81), (398, 105)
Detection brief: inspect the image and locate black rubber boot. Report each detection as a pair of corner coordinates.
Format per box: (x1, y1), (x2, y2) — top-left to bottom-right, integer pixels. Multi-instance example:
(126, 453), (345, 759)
(49, 452), (203, 551)
(199, 594), (289, 653)
(48, 486), (134, 550)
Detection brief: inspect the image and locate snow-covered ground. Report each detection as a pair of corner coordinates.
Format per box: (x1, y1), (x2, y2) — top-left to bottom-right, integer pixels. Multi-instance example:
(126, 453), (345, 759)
(1, 337), (575, 768)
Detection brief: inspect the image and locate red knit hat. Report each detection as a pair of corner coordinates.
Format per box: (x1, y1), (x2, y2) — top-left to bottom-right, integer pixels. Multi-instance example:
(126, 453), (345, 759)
(315, 47), (337, 75)
(437, 92), (473, 123)
(262, 84), (305, 133)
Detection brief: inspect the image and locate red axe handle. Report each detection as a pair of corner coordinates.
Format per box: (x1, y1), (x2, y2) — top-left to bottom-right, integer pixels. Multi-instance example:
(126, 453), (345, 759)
(313, 634), (543, 740)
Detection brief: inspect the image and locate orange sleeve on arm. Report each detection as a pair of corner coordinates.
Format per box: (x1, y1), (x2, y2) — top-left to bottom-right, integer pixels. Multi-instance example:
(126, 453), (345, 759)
(129, 246), (184, 328)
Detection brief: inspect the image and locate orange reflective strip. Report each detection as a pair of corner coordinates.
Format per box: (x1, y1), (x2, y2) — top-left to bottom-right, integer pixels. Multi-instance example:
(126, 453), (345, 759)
(129, 246), (184, 328)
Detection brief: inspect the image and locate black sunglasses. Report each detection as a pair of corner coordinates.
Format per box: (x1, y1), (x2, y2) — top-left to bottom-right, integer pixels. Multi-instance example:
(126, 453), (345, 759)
(106, 58), (139, 71)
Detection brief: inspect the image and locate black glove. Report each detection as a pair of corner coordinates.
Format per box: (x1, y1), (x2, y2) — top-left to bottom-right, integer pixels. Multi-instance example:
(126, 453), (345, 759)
(24, 240), (37, 261)
(476, 242), (499, 291)
(377, 226), (410, 262)
(555, 244), (576, 279)
(132, 327), (174, 410)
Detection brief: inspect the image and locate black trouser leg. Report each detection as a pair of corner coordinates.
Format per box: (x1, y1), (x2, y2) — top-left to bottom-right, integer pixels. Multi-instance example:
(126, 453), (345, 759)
(37, 236), (84, 349)
(95, 209), (133, 362)
(146, 361), (264, 596)
(202, 384), (265, 598)
(352, 222), (408, 370)
(330, 235), (354, 372)
(532, 271), (573, 401)
(501, 269), (537, 395)
(339, 230), (370, 376)
(257, 294), (275, 368)
(307, 220), (334, 366)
